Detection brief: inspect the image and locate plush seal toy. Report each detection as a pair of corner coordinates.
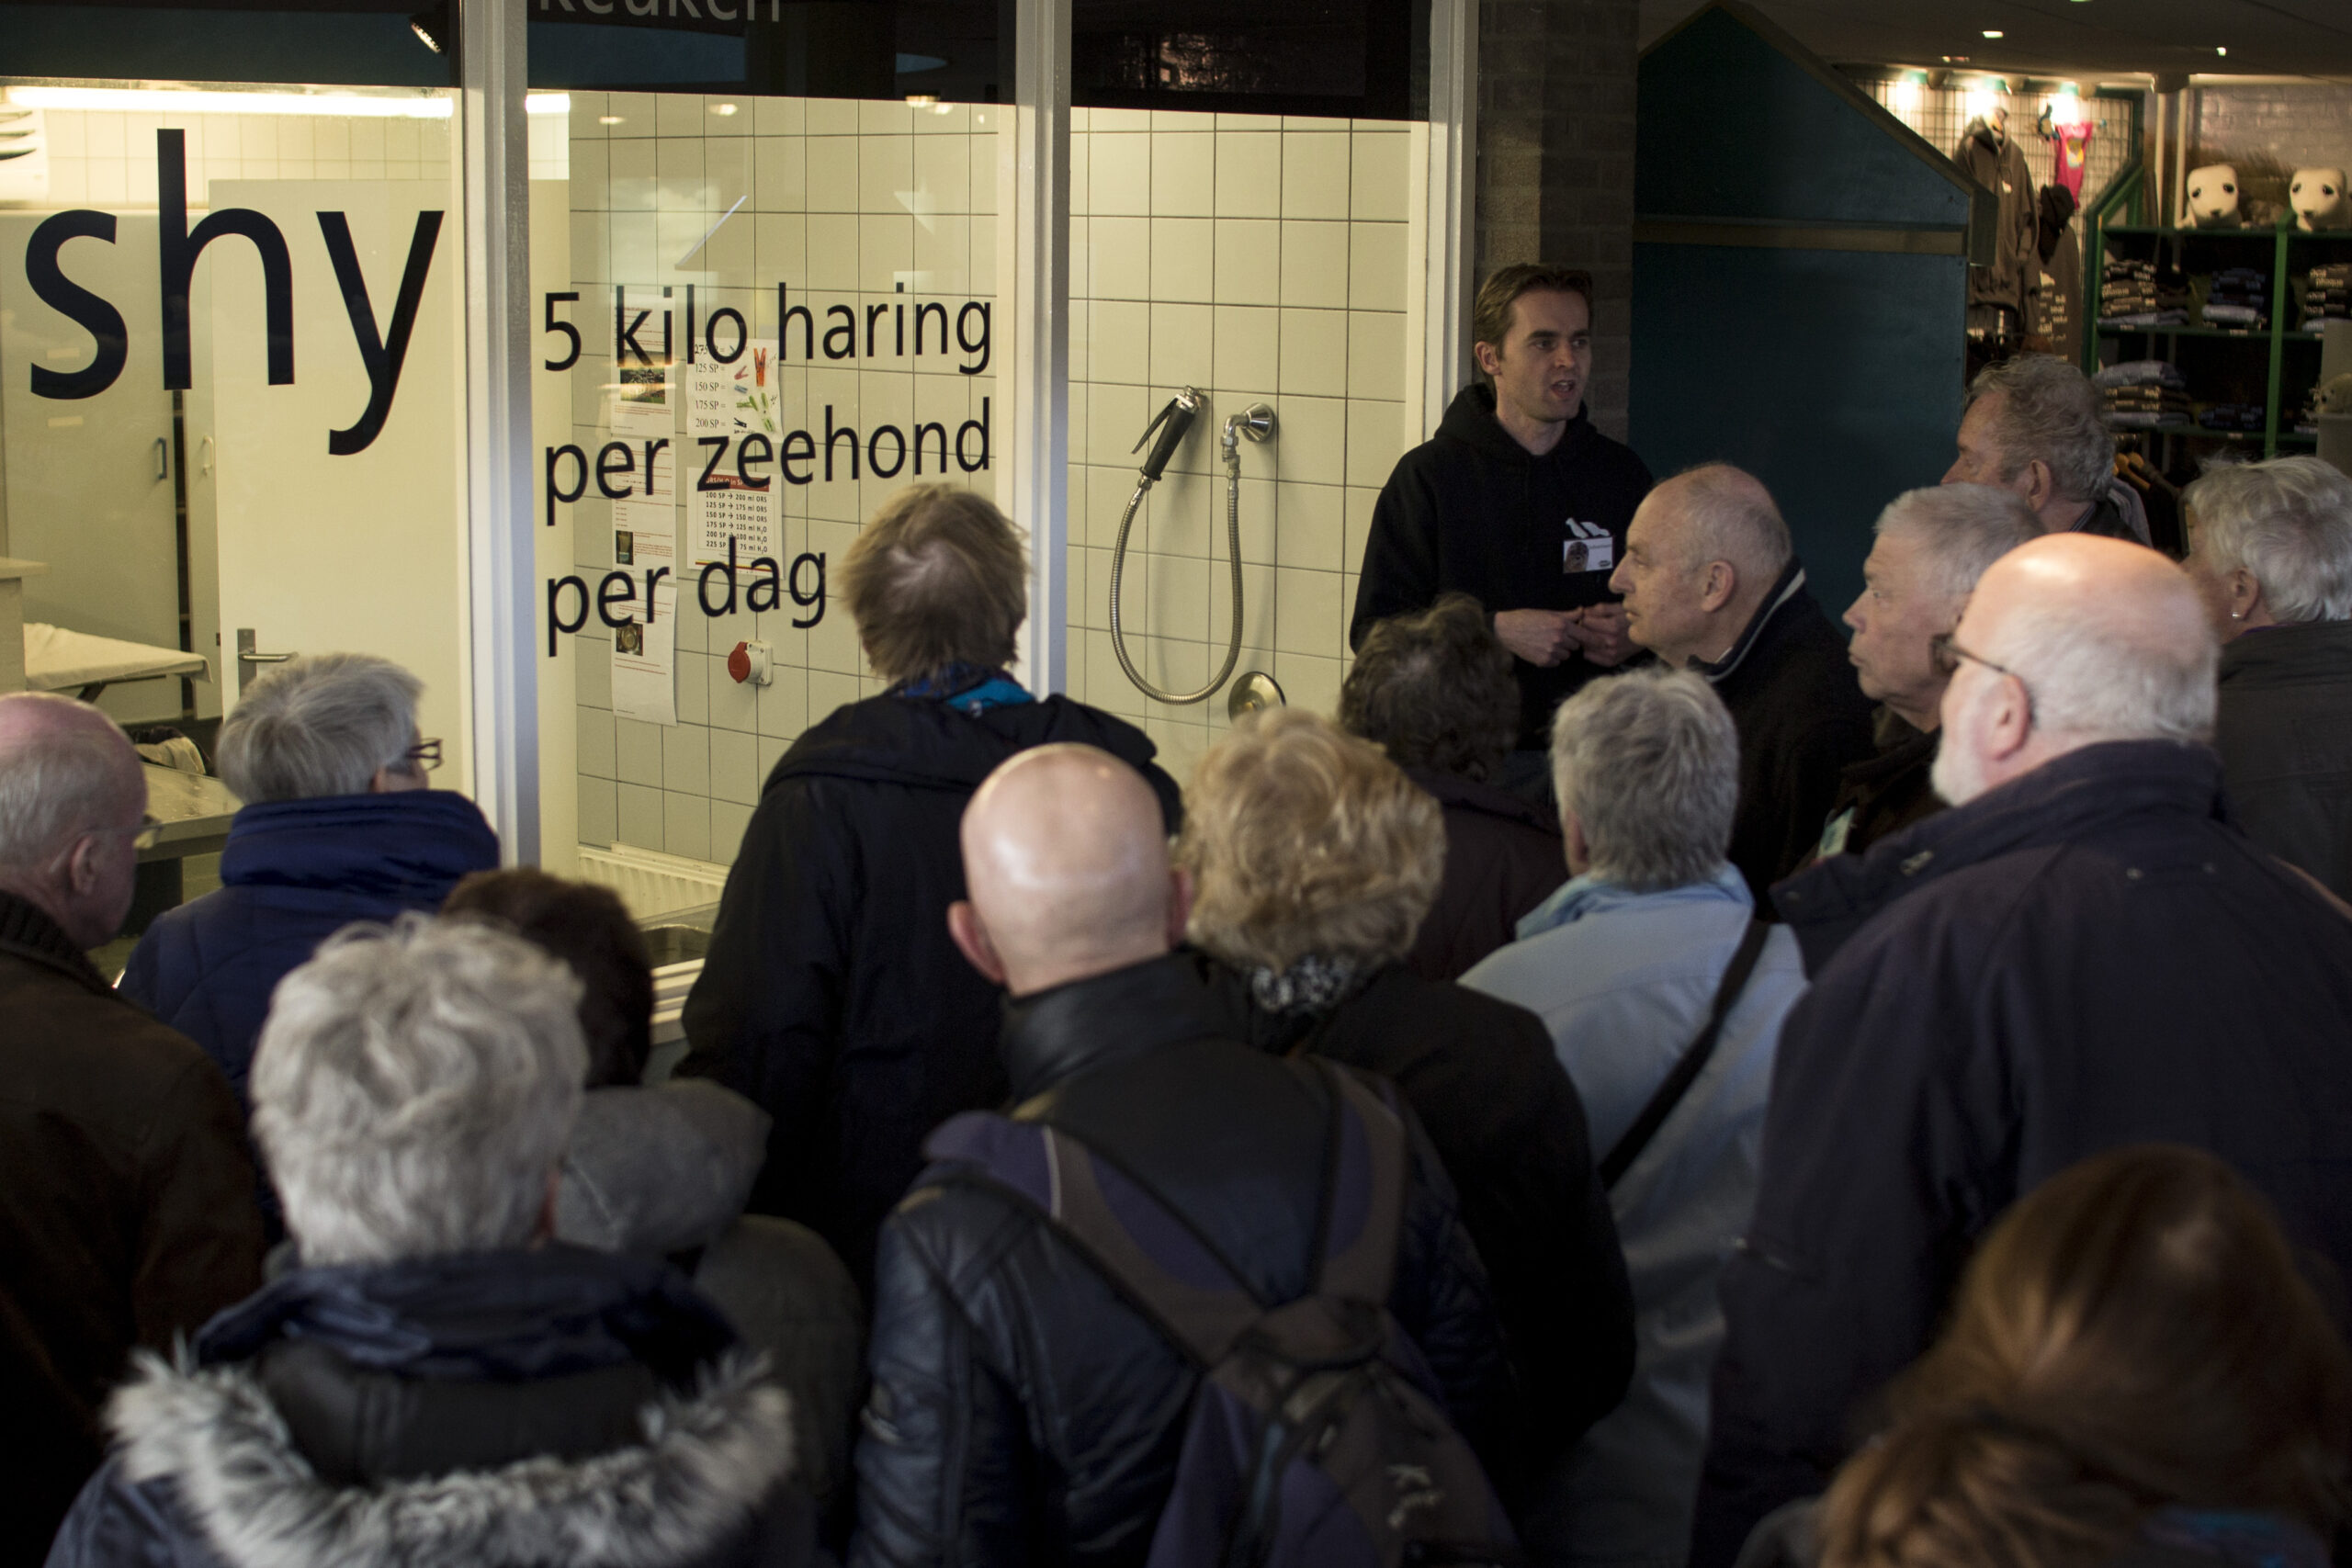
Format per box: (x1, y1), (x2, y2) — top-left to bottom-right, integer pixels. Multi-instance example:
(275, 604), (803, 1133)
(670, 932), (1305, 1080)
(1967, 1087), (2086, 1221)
(2290, 169), (2351, 232)
(2182, 164), (2245, 229)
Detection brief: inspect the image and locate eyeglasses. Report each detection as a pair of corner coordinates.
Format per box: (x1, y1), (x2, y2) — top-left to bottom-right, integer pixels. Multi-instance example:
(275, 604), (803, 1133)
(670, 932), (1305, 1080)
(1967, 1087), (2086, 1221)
(406, 738), (444, 773)
(1930, 633), (2036, 722)
(98, 820), (164, 852)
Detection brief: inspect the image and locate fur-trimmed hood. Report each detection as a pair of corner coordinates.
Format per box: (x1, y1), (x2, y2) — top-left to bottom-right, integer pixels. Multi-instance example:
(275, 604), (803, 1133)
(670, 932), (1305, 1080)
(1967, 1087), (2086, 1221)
(103, 1347), (795, 1568)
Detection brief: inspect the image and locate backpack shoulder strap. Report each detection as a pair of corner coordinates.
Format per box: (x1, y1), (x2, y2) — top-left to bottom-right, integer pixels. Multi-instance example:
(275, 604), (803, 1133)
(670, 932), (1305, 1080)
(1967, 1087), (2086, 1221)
(1310, 1061), (1408, 1308)
(922, 1111), (1262, 1367)
(1597, 917), (1772, 1190)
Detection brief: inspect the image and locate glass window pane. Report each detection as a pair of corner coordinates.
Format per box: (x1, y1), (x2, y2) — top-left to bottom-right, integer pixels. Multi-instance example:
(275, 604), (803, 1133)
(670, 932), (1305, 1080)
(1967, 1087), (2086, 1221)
(531, 87), (1000, 874)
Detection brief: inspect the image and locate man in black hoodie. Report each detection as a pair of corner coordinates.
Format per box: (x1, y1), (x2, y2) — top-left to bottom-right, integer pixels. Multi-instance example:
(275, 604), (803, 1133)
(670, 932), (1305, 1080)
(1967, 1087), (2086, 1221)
(677, 484), (1182, 1291)
(1352, 265), (1655, 753)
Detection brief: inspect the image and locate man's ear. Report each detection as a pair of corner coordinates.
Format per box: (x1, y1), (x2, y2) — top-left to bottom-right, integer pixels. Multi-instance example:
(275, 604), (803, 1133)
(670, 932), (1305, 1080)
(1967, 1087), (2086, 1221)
(1472, 340), (1502, 378)
(2023, 459), (2059, 512)
(947, 900), (1008, 986)
(1700, 560), (1738, 615)
(1562, 808), (1592, 876)
(1165, 864), (1195, 948)
(1983, 671), (2035, 761)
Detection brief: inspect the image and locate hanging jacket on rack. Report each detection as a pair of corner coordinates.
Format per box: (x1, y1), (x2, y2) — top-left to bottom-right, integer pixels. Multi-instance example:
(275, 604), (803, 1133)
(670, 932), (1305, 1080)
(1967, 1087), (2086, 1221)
(2030, 186), (2082, 346)
(1953, 117), (2036, 323)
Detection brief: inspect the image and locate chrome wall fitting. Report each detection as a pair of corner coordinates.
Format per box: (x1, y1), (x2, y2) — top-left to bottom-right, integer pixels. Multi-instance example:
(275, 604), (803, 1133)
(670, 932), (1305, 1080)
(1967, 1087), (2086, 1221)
(1227, 670), (1285, 721)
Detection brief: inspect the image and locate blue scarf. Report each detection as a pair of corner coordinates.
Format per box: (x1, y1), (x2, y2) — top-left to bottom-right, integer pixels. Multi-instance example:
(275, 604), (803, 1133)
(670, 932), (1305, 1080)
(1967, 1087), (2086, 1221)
(894, 662), (1035, 717)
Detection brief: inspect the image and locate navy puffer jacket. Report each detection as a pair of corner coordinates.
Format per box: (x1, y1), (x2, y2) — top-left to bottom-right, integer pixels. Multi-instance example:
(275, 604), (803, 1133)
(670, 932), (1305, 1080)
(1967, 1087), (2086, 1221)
(120, 791), (500, 1108)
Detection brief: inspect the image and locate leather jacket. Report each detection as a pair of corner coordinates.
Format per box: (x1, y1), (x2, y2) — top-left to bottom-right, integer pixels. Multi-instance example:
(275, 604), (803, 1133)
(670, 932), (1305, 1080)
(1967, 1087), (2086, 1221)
(848, 952), (1515, 1568)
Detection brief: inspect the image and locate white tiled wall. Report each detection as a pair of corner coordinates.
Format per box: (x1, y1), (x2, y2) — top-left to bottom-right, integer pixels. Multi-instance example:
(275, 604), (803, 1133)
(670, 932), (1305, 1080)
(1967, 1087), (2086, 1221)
(28, 108), (458, 207)
(564, 93), (998, 864)
(1064, 109), (1427, 784)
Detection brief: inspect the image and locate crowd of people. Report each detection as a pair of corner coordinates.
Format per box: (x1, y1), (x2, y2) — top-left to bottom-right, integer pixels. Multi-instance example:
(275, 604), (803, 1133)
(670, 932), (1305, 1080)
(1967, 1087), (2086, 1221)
(5, 261), (2352, 1568)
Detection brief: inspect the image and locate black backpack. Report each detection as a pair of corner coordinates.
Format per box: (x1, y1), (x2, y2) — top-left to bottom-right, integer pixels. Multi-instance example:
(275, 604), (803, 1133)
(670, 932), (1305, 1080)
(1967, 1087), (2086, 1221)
(921, 1057), (1522, 1568)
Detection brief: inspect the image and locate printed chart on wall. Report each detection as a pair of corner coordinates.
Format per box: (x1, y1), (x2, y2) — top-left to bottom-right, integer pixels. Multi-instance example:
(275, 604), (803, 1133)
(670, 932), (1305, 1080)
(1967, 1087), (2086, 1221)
(684, 343), (782, 569)
(611, 385), (678, 726)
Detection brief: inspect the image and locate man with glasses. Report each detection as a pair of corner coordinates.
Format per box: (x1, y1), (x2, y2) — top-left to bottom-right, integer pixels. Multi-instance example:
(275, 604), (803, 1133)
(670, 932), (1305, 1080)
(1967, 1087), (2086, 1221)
(0, 692), (262, 1560)
(1690, 534), (2352, 1568)
(120, 654), (497, 1155)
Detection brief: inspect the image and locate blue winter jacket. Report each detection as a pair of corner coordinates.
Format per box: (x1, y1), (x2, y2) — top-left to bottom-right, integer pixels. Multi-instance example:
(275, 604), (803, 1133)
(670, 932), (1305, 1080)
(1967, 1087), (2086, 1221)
(119, 791), (500, 1108)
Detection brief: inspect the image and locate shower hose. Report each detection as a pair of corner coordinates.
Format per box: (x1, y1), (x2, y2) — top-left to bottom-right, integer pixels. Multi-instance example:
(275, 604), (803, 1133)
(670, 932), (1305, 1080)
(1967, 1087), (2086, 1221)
(1107, 438), (1246, 705)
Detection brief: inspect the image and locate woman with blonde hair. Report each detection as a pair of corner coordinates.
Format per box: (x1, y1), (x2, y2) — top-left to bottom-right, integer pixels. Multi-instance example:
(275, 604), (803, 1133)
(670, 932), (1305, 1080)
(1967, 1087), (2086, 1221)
(1782, 1145), (2352, 1568)
(1178, 706), (1635, 1502)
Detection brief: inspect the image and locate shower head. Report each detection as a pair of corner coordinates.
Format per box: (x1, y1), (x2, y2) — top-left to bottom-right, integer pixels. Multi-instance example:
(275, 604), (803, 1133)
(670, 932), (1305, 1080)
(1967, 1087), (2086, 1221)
(1134, 388), (1204, 483)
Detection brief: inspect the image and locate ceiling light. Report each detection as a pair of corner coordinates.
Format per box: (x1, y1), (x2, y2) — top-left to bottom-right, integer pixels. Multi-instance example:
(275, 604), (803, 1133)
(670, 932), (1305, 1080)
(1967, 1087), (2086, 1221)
(599, 115), (624, 125)
(906, 95), (939, 108)
(409, 6), (446, 53)
(2215, 45), (2227, 54)
(525, 93), (570, 117)
(1983, 29), (2003, 38)
(708, 102), (739, 117)
(5, 85), (450, 118)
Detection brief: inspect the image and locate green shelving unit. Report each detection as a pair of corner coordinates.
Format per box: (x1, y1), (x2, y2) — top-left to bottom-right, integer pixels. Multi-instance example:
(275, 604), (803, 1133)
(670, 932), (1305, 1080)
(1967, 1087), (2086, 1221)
(2086, 209), (2352, 459)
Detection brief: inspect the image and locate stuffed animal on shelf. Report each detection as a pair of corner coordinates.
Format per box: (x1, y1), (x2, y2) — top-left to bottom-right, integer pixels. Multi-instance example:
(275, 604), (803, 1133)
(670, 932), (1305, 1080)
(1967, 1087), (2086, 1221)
(2290, 169), (2351, 232)
(2182, 164), (2245, 229)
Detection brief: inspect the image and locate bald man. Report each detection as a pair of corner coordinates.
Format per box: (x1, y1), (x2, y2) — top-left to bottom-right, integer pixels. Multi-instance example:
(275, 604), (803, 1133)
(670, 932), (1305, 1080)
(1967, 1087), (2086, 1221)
(1690, 536), (2352, 1568)
(853, 746), (1512, 1568)
(1610, 464), (1875, 900)
(0, 694), (262, 1559)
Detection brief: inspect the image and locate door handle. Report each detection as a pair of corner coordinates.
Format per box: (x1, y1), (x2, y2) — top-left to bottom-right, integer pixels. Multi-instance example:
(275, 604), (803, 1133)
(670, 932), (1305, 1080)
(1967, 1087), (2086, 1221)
(198, 435), (214, 477)
(235, 628), (298, 691)
(153, 436), (168, 482)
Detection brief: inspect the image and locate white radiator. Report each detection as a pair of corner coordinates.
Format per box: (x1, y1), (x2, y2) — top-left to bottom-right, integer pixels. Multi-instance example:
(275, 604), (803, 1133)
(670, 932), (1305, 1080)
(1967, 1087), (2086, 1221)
(576, 842), (731, 920)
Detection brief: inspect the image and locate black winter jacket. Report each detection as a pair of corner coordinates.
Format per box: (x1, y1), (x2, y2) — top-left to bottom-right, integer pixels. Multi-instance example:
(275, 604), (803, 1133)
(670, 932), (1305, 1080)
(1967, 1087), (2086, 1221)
(677, 690), (1182, 1290)
(45, 1247), (815, 1568)
(1806, 707), (1942, 866)
(1700, 566), (1877, 904)
(0, 890), (261, 1567)
(1693, 742), (2352, 1568)
(849, 953), (1514, 1568)
(2215, 620), (2352, 900)
(1195, 955), (1635, 1499)
(1352, 385), (1654, 747)
(1402, 764), (1568, 982)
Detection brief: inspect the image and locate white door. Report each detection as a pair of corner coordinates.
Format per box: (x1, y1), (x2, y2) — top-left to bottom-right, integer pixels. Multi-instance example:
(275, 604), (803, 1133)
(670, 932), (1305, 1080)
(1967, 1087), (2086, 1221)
(0, 213), (188, 725)
(198, 179), (469, 790)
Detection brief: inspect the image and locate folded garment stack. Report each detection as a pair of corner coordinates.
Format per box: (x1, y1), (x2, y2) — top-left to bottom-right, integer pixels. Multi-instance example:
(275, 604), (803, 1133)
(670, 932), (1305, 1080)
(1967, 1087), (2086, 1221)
(2201, 266), (2269, 330)
(2095, 360), (2192, 429)
(2303, 263), (2351, 331)
(2195, 402), (2267, 433)
(2100, 257), (2189, 327)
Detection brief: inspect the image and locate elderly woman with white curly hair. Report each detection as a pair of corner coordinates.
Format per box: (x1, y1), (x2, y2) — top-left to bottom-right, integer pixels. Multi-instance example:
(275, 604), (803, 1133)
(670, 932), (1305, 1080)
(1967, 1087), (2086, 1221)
(1177, 706), (1634, 1504)
(2182, 454), (2352, 898)
(47, 914), (818, 1568)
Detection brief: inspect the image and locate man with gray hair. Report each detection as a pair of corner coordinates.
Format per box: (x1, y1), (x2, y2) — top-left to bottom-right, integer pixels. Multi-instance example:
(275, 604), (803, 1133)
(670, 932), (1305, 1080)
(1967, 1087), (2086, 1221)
(120, 652), (497, 1122)
(1817, 484), (2042, 862)
(1610, 463), (1876, 900)
(1692, 534), (2352, 1568)
(0, 693), (260, 1561)
(51, 915), (818, 1567)
(2183, 455), (2352, 897)
(1944, 353), (2146, 543)
(1464, 668), (1807, 1568)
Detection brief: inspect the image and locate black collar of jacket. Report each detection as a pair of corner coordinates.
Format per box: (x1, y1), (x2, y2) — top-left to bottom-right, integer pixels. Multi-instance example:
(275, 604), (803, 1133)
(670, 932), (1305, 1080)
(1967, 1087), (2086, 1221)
(1403, 763), (1562, 838)
(1842, 706), (1939, 789)
(0, 886), (105, 993)
(1438, 381), (1599, 468)
(1696, 558), (1808, 685)
(1773, 738), (2227, 965)
(2220, 619), (2352, 687)
(1000, 950), (1229, 1103)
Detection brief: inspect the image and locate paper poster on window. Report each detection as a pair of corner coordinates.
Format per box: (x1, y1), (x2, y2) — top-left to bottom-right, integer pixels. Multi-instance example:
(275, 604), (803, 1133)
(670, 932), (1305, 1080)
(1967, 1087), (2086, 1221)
(611, 363), (673, 439)
(612, 443), (675, 567)
(611, 576), (678, 727)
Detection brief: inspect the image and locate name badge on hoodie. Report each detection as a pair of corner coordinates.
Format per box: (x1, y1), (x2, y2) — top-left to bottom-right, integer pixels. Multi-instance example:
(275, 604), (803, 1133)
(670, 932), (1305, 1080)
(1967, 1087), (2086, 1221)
(1564, 518), (1615, 574)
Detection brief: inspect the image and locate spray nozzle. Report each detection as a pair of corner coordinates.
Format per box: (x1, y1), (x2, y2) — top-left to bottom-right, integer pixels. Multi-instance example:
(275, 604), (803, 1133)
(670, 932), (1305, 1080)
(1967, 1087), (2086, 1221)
(1134, 388), (1203, 484)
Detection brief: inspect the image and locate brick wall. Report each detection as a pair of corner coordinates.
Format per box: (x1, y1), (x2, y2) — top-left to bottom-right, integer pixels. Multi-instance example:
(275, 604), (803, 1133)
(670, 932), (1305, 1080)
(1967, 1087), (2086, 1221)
(1475, 0), (1642, 442)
